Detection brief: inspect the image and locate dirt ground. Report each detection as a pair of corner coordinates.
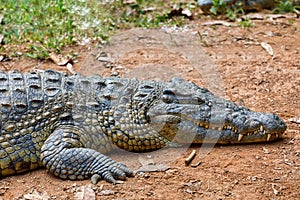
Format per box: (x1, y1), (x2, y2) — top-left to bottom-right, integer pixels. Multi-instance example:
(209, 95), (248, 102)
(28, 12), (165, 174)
(0, 14), (299, 200)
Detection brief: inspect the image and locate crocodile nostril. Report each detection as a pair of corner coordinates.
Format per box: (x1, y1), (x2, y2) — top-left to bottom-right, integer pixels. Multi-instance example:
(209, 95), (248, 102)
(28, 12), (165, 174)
(249, 120), (260, 128)
(271, 113), (279, 120)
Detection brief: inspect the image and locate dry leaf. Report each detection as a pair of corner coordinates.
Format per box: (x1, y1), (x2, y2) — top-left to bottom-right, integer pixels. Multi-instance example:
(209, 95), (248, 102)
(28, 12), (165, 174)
(182, 8), (192, 18)
(168, 7), (193, 19)
(260, 42), (274, 56)
(49, 53), (72, 66)
(123, 0), (136, 4)
(244, 13), (297, 20)
(74, 186), (95, 200)
(288, 118), (300, 124)
(99, 190), (116, 196)
(202, 20), (236, 27)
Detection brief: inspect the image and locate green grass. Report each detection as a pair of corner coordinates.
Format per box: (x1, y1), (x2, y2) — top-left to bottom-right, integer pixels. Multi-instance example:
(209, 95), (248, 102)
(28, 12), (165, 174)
(209, 0), (254, 27)
(0, 0), (196, 59)
(0, 0), (115, 58)
(273, 0), (300, 14)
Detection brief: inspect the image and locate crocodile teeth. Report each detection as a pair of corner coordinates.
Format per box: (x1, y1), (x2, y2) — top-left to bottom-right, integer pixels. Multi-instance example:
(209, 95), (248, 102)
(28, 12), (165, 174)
(267, 134), (272, 141)
(238, 134), (244, 142)
(260, 125), (264, 132)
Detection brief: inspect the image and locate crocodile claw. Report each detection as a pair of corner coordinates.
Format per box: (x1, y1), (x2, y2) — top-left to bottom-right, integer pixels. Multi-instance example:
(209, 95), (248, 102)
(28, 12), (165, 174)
(91, 162), (134, 184)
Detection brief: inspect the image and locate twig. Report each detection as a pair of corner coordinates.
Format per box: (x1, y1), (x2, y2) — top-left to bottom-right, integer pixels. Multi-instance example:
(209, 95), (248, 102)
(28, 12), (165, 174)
(185, 150), (196, 166)
(191, 161), (202, 168)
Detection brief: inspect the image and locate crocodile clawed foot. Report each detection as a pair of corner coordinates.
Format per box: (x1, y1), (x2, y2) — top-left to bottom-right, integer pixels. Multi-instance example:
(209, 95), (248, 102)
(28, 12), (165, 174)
(91, 163), (134, 184)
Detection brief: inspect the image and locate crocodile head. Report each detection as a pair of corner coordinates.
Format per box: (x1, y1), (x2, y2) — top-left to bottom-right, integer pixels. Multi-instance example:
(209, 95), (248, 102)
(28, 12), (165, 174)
(143, 78), (287, 144)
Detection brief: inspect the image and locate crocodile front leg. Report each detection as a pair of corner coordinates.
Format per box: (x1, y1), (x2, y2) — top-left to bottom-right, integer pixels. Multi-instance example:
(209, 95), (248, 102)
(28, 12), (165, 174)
(40, 125), (133, 184)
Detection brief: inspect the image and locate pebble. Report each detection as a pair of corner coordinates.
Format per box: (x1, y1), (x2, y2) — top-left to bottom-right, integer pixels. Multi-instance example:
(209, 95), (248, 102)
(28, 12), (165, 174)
(97, 57), (114, 63)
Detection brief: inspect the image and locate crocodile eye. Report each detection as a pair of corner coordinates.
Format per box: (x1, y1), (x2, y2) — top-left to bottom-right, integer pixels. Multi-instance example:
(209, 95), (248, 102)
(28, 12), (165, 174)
(193, 96), (205, 104)
(162, 90), (176, 103)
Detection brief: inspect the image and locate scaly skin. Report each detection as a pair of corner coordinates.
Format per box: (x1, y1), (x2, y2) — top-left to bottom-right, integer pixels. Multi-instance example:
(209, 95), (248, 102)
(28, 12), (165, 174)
(0, 70), (286, 184)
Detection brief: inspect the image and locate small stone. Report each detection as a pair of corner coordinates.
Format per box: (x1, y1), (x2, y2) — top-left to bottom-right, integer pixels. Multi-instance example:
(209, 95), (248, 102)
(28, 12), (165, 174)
(97, 57), (114, 63)
(182, 8), (192, 18)
(67, 63), (77, 75)
(98, 190), (116, 196)
(115, 65), (124, 70)
(147, 191), (154, 196)
(263, 147), (270, 154)
(74, 186), (95, 200)
(184, 189), (195, 194)
(144, 174), (150, 178)
(115, 180), (125, 184)
(111, 71), (119, 76)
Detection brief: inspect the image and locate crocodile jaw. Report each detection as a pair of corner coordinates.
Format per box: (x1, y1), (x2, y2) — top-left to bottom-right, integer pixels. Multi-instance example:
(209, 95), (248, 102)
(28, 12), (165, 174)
(148, 109), (286, 144)
(146, 87), (287, 144)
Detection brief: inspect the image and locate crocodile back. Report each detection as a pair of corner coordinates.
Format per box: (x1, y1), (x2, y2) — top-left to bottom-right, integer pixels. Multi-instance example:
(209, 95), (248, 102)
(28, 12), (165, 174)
(0, 70), (142, 176)
(0, 70), (67, 176)
(0, 70), (170, 177)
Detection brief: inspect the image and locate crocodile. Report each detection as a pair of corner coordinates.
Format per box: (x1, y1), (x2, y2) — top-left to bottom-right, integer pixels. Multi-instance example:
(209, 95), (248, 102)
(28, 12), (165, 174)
(0, 70), (286, 184)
